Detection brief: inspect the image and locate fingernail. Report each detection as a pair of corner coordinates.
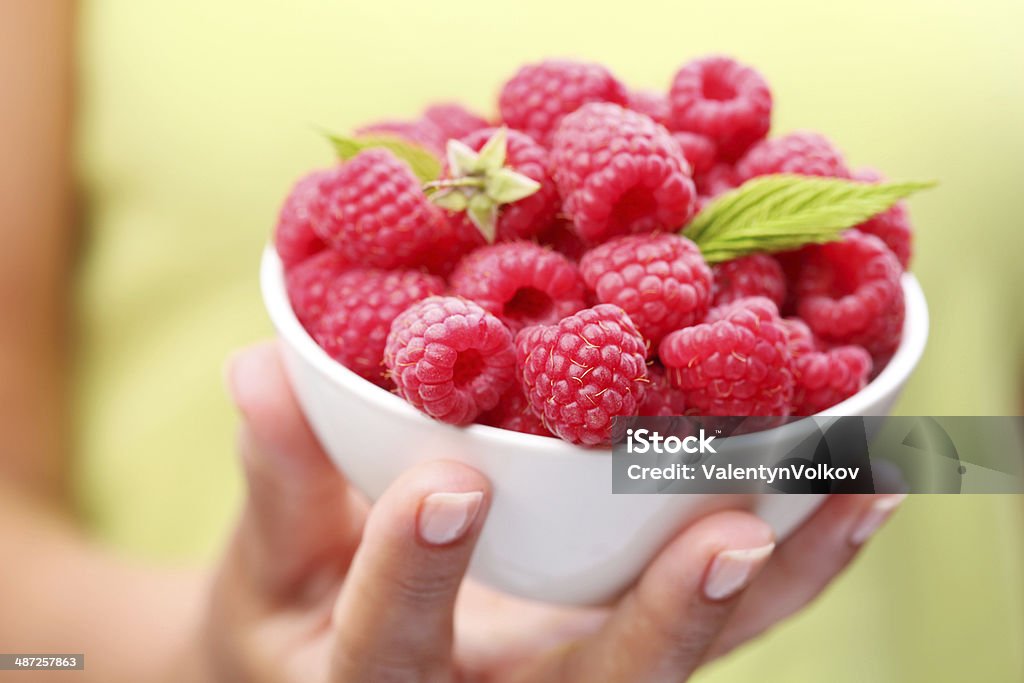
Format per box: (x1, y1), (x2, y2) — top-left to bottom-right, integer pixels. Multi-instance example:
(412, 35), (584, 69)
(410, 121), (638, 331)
(418, 491), (484, 546)
(849, 494), (907, 546)
(704, 543), (775, 601)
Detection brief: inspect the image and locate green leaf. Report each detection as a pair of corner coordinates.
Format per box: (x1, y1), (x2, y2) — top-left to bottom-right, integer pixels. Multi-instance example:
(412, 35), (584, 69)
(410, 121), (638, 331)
(326, 133), (441, 182)
(683, 174), (936, 263)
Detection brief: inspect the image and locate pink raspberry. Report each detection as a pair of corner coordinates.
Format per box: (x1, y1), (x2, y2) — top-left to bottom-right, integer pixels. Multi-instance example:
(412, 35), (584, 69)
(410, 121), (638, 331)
(422, 102), (490, 141)
(779, 316), (818, 356)
(796, 230), (905, 359)
(672, 132), (717, 176)
(451, 242), (586, 332)
(852, 168), (913, 269)
(385, 296), (516, 425)
(639, 362), (689, 416)
(791, 345), (872, 416)
(551, 103), (697, 243)
(736, 131), (850, 181)
(312, 269), (445, 387)
(711, 253), (786, 308)
(579, 233), (712, 347)
(285, 250), (352, 328)
(668, 56), (772, 162)
(443, 127), (560, 244)
(355, 119), (446, 155)
(499, 59), (628, 146)
(311, 148), (455, 270)
(659, 297), (794, 416)
(516, 305), (648, 445)
(478, 385), (551, 437)
(274, 169), (329, 268)
(627, 89), (670, 126)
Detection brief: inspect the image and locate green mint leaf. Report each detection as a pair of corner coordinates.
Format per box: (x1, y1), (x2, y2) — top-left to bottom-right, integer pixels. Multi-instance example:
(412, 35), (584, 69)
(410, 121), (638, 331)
(327, 133), (441, 182)
(684, 174), (936, 263)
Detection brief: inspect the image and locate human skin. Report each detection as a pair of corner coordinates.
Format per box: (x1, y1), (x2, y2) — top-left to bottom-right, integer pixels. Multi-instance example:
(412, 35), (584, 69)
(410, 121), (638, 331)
(0, 3), (908, 681)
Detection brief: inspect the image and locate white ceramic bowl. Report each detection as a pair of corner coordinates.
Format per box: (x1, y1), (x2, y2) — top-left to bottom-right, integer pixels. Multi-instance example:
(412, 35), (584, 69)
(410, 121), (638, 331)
(261, 247), (928, 605)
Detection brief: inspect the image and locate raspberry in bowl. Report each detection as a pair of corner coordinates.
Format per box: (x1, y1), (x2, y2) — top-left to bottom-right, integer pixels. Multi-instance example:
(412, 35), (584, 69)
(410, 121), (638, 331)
(261, 55), (932, 604)
(261, 246), (927, 605)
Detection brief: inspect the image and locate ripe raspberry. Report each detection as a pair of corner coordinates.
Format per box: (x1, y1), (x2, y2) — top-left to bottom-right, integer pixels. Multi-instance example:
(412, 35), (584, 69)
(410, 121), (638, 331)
(355, 119), (446, 155)
(659, 297), (794, 416)
(668, 56), (772, 162)
(627, 89), (670, 126)
(672, 132), (717, 176)
(285, 250), (352, 328)
(311, 148), (454, 269)
(422, 103), (490, 141)
(695, 161), (740, 198)
(537, 219), (588, 262)
(275, 169), (329, 268)
(516, 305), (648, 445)
(579, 233), (712, 347)
(385, 296), (516, 425)
(499, 59), (628, 146)
(711, 253), (786, 308)
(443, 128), (560, 244)
(451, 242), (586, 332)
(779, 316), (817, 356)
(312, 269), (445, 387)
(639, 362), (689, 416)
(478, 385), (551, 436)
(735, 131), (849, 181)
(852, 168), (913, 269)
(551, 103), (697, 243)
(791, 345), (872, 416)
(796, 230), (905, 359)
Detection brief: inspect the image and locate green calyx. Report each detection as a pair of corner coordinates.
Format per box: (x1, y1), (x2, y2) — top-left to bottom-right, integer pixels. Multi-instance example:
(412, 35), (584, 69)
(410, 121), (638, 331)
(424, 127), (541, 243)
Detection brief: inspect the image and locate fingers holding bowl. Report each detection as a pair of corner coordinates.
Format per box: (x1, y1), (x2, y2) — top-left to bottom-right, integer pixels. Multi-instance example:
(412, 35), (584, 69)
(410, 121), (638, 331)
(703, 493), (907, 661)
(329, 460), (491, 682)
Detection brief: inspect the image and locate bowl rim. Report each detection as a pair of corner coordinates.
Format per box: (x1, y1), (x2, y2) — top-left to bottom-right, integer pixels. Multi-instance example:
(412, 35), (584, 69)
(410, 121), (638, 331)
(261, 246), (929, 458)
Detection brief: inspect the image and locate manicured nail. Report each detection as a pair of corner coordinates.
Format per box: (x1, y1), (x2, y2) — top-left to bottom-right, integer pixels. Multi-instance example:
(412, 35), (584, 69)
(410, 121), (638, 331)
(418, 491), (484, 546)
(704, 543), (775, 601)
(849, 494), (907, 546)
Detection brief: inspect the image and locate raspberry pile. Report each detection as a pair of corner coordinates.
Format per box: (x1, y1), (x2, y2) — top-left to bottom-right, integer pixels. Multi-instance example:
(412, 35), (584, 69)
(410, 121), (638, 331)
(274, 56), (914, 446)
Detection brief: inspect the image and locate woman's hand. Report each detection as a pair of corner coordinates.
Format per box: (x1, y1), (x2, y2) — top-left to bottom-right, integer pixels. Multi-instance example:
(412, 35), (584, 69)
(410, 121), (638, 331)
(200, 341), (904, 683)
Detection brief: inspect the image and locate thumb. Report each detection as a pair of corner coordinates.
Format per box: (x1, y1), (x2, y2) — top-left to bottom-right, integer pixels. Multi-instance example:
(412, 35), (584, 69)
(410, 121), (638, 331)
(223, 341), (366, 603)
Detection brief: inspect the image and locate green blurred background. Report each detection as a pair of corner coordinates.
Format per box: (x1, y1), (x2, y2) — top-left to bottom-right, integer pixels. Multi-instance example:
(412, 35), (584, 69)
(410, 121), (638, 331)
(72, 1), (1023, 680)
